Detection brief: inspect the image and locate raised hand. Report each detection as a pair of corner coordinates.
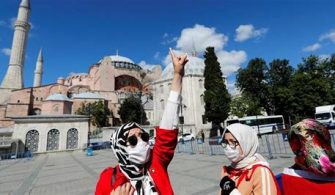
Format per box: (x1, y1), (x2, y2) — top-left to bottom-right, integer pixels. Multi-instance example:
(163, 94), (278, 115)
(169, 48), (188, 76)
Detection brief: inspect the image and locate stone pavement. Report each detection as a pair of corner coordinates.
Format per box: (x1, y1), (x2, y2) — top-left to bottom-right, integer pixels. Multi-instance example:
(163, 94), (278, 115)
(0, 149), (294, 195)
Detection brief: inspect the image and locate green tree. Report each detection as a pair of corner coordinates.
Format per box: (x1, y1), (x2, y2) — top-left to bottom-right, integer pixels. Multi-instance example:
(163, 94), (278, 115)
(203, 47), (231, 137)
(76, 100), (111, 128)
(267, 59), (294, 122)
(118, 96), (147, 125)
(289, 55), (335, 123)
(236, 58), (271, 114)
(230, 95), (261, 117)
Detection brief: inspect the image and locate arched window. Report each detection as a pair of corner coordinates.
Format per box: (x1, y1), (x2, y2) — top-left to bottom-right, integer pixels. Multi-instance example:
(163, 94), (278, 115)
(25, 130), (39, 152)
(67, 128), (78, 149)
(200, 94), (204, 105)
(199, 79), (203, 88)
(160, 85), (164, 93)
(160, 99), (165, 110)
(47, 129), (60, 151)
(32, 108), (41, 115)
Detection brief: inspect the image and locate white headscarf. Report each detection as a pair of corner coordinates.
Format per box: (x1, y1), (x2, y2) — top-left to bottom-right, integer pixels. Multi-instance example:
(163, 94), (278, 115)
(224, 123), (268, 169)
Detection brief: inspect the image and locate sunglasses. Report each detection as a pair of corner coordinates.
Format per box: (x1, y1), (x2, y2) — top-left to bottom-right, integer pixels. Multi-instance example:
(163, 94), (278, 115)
(127, 131), (150, 146)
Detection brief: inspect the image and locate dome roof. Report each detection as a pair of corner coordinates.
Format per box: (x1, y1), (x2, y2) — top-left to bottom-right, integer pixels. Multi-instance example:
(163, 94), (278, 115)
(72, 92), (103, 99)
(100, 55), (134, 64)
(46, 94), (71, 101)
(161, 56), (205, 79)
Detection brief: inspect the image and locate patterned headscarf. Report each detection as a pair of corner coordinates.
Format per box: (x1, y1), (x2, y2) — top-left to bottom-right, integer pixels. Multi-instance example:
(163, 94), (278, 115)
(289, 119), (335, 176)
(111, 122), (146, 180)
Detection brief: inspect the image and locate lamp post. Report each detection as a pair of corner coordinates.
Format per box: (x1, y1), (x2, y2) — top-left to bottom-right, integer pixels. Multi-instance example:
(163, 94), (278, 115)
(87, 103), (91, 148)
(256, 115), (260, 136)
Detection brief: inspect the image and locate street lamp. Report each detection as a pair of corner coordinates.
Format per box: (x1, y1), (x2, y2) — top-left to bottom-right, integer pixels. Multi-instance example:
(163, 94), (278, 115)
(87, 103), (92, 148)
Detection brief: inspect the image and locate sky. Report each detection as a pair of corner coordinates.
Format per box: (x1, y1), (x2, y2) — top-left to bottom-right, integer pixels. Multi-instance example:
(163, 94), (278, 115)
(0, 0), (334, 93)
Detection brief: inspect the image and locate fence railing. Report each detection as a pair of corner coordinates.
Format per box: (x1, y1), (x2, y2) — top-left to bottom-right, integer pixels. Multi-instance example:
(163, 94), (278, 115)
(0, 151), (32, 160)
(176, 131), (335, 158)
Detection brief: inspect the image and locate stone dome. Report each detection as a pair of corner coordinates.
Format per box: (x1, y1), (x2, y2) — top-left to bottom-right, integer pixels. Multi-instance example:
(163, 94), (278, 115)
(99, 55), (134, 64)
(161, 56), (205, 80)
(46, 94), (71, 101)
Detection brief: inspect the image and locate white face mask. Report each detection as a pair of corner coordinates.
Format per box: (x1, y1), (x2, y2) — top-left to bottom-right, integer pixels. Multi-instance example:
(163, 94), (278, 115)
(223, 145), (242, 163)
(127, 139), (151, 165)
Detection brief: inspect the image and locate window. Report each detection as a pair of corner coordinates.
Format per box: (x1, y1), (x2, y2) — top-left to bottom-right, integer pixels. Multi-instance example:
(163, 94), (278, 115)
(25, 130), (39, 152)
(200, 95), (204, 105)
(202, 115), (207, 124)
(160, 99), (164, 109)
(199, 79), (203, 88)
(47, 129), (60, 151)
(160, 85), (164, 93)
(67, 128), (78, 149)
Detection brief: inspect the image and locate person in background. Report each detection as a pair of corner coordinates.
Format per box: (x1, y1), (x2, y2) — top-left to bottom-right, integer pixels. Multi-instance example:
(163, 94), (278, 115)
(95, 48), (188, 195)
(277, 119), (335, 195)
(219, 123), (279, 195)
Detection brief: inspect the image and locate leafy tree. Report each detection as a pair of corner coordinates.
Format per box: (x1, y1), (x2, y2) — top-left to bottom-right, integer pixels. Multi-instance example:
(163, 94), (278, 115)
(203, 47), (231, 137)
(76, 100), (111, 128)
(230, 95), (261, 118)
(118, 96), (147, 125)
(267, 59), (294, 122)
(236, 58), (271, 114)
(289, 55), (335, 123)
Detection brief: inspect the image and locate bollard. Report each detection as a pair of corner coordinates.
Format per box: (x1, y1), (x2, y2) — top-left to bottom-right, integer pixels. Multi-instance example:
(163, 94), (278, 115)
(265, 135), (274, 159)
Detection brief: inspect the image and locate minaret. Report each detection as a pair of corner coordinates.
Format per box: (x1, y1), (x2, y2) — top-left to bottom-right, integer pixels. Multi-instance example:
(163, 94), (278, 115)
(33, 49), (43, 87)
(1, 0), (30, 89)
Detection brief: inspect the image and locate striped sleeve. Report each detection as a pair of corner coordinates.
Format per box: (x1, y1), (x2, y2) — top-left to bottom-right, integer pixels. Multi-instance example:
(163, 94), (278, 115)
(252, 167), (278, 195)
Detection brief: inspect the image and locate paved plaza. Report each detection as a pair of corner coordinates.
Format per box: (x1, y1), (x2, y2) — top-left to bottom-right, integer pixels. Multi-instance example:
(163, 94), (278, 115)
(0, 149), (294, 195)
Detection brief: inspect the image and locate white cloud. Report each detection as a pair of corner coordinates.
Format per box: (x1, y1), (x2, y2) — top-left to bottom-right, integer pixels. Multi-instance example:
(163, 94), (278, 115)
(176, 24), (228, 53)
(138, 60), (159, 70)
(161, 24), (247, 77)
(235, 24), (268, 42)
(319, 29), (335, 43)
(1, 48), (11, 56)
(10, 17), (16, 29)
(302, 43), (321, 52)
(154, 52), (160, 60)
(217, 50), (247, 75)
(226, 81), (241, 96)
(161, 33), (178, 45)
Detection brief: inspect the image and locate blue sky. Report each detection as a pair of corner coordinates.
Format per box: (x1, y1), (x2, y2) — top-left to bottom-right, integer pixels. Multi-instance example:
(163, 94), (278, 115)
(0, 0), (334, 93)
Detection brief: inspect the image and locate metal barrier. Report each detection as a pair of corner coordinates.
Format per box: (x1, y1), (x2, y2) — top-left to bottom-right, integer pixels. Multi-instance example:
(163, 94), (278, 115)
(176, 132), (335, 158)
(0, 151), (32, 160)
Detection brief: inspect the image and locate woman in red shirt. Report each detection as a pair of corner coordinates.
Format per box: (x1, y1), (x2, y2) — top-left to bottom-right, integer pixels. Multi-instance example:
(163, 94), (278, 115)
(95, 48), (188, 195)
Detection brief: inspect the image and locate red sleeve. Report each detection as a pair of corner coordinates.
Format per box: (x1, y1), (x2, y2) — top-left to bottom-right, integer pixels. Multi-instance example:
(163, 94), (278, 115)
(95, 167), (113, 195)
(152, 127), (178, 167)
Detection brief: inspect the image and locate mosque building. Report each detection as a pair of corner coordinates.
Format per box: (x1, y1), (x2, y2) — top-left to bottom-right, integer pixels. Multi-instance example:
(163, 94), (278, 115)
(152, 54), (227, 137)
(0, 0), (226, 155)
(0, 0), (160, 154)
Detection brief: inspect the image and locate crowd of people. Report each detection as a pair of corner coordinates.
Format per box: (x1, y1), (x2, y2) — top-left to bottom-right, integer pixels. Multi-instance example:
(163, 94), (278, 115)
(95, 48), (335, 195)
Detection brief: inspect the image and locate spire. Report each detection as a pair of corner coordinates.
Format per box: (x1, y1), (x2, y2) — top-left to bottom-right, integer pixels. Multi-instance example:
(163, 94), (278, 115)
(116, 49), (119, 56)
(37, 48), (43, 62)
(1, 0), (31, 89)
(20, 0), (30, 9)
(33, 48), (43, 87)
